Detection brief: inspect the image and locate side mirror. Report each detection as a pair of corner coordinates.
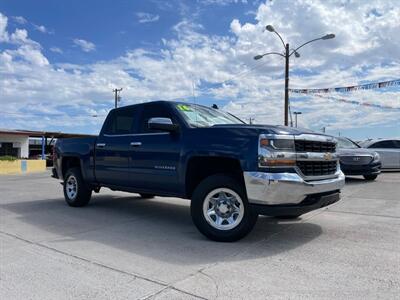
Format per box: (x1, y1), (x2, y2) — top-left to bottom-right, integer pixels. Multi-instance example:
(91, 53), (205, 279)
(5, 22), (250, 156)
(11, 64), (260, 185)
(148, 117), (179, 132)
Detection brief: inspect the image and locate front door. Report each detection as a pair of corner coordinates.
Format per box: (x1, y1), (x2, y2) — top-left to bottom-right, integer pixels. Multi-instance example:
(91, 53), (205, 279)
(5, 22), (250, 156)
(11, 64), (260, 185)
(128, 102), (182, 194)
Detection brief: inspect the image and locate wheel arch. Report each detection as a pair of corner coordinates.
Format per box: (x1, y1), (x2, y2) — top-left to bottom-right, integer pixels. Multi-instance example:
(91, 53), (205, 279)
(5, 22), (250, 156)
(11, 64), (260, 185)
(61, 156), (82, 179)
(185, 156), (245, 199)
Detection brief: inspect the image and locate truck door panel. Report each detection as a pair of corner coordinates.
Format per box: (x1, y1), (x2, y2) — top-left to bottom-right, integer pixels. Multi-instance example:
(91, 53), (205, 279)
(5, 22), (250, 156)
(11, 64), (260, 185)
(129, 103), (181, 193)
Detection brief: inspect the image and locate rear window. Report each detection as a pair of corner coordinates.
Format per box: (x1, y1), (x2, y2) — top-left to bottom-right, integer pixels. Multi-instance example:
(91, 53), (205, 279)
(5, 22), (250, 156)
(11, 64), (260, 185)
(102, 107), (139, 135)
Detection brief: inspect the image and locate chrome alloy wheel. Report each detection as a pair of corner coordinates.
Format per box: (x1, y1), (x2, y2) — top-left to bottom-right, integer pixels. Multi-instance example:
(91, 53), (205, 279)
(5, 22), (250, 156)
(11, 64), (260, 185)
(202, 188), (245, 230)
(66, 175), (78, 200)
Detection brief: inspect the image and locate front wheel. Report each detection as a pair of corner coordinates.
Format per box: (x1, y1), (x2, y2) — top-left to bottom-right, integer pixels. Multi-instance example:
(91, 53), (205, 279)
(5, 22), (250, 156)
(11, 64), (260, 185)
(364, 174), (378, 181)
(63, 167), (92, 207)
(191, 174), (258, 242)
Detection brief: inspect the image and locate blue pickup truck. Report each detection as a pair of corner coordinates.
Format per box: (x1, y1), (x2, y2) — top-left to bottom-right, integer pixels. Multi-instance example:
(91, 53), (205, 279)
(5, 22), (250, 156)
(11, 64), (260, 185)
(53, 101), (345, 241)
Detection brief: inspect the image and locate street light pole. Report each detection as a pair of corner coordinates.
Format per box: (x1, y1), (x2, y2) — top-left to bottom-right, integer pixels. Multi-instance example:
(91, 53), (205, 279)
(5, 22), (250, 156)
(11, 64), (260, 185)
(254, 26), (335, 126)
(284, 43), (289, 126)
(293, 111), (302, 127)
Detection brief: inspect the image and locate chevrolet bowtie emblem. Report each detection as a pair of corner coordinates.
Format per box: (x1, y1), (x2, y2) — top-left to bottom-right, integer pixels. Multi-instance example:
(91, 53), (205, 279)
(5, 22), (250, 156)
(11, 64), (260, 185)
(324, 152), (332, 160)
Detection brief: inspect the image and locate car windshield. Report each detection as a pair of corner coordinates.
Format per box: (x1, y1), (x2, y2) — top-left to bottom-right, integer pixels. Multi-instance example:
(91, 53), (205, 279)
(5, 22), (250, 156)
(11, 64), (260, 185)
(175, 103), (244, 127)
(337, 137), (360, 149)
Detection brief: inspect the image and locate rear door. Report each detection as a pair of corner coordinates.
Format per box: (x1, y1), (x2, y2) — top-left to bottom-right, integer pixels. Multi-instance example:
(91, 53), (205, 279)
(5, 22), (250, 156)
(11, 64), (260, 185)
(368, 140), (399, 168)
(128, 102), (182, 194)
(95, 106), (141, 186)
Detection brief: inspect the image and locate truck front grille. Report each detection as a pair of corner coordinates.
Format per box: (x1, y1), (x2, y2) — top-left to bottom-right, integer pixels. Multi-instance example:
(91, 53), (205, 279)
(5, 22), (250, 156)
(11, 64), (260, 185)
(295, 140), (336, 153)
(297, 161), (337, 176)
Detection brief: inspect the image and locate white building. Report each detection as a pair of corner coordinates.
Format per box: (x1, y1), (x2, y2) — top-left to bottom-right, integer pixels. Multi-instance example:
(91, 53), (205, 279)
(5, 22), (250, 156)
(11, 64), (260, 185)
(0, 131), (30, 158)
(0, 129), (94, 159)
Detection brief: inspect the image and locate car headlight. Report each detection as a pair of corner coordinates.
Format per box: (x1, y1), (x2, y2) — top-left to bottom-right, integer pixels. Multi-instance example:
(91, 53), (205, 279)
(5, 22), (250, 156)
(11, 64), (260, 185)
(373, 152), (380, 162)
(259, 136), (296, 167)
(260, 138), (295, 151)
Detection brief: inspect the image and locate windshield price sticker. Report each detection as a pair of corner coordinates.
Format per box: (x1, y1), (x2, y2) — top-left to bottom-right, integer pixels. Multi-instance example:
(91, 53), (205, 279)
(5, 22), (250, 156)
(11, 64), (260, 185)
(177, 104), (192, 112)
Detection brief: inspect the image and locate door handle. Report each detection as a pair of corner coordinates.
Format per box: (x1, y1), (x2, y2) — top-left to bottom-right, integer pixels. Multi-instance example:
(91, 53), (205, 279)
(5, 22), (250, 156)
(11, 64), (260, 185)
(96, 143), (106, 148)
(130, 142), (142, 147)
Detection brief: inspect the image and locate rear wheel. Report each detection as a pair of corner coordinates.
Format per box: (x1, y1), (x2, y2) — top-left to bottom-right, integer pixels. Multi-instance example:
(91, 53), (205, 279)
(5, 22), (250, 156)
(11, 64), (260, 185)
(191, 174), (258, 242)
(364, 174), (378, 181)
(63, 167), (92, 207)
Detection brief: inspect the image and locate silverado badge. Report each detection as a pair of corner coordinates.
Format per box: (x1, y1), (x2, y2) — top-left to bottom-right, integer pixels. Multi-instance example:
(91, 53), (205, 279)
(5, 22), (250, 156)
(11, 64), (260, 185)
(324, 152), (333, 160)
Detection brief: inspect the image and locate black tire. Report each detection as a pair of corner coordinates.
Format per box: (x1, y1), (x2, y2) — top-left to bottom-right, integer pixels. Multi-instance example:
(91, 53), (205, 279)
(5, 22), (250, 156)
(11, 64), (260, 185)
(139, 193), (155, 199)
(274, 215), (302, 219)
(364, 174), (378, 181)
(63, 167), (92, 207)
(191, 174), (258, 242)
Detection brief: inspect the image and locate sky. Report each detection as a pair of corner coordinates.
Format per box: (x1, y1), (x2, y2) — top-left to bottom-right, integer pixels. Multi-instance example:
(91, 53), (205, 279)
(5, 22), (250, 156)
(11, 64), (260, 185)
(0, 0), (399, 140)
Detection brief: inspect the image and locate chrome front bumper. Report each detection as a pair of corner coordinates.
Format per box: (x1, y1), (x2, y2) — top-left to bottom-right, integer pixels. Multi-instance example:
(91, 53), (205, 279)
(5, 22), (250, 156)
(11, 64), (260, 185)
(243, 170), (345, 205)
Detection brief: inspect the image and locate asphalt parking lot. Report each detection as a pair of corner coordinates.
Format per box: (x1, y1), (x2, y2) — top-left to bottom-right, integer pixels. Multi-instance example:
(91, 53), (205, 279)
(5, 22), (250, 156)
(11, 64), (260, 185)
(1, 171), (399, 299)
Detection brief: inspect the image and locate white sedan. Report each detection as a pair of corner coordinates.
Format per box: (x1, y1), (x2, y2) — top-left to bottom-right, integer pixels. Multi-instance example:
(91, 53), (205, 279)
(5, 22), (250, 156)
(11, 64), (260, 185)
(359, 139), (400, 169)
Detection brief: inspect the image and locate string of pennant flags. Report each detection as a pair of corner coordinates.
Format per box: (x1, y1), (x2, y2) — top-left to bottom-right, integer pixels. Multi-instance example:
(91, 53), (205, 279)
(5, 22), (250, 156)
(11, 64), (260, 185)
(289, 79), (400, 94)
(312, 94), (400, 111)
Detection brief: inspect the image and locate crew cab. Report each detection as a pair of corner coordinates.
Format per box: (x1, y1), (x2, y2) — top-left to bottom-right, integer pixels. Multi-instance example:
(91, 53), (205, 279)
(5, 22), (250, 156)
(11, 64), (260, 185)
(52, 101), (345, 242)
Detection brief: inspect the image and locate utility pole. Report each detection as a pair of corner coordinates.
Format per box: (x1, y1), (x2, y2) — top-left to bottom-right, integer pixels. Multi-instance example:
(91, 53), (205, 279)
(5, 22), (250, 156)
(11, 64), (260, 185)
(113, 88), (123, 109)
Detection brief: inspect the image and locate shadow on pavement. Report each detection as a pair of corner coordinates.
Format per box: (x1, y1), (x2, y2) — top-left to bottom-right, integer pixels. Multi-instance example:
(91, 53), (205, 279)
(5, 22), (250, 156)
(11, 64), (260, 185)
(1, 193), (323, 265)
(344, 176), (374, 185)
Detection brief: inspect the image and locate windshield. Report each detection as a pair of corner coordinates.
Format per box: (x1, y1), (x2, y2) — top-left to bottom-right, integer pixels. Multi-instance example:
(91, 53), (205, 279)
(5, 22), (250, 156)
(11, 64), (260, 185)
(175, 103), (244, 127)
(337, 137), (360, 149)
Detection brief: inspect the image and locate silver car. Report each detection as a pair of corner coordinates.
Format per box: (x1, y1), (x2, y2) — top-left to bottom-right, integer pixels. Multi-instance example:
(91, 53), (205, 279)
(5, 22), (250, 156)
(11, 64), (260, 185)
(359, 139), (400, 169)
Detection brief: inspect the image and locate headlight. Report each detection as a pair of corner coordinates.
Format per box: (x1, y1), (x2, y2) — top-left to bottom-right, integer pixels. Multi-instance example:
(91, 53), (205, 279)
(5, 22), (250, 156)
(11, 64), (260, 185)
(373, 152), (380, 162)
(260, 138), (295, 150)
(259, 136), (296, 167)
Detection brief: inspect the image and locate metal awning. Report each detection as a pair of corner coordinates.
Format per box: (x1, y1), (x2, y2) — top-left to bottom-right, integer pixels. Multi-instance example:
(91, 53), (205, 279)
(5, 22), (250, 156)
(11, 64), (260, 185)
(0, 129), (95, 138)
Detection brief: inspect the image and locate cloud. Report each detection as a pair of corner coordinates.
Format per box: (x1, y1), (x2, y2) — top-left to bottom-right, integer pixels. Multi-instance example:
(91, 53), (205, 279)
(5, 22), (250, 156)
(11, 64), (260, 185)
(0, 13), (46, 67)
(73, 38), (96, 52)
(10, 15), (52, 34)
(0, 12), (9, 42)
(136, 12), (160, 23)
(50, 47), (63, 54)
(0, 2), (399, 137)
(12, 16), (27, 24)
(33, 23), (51, 34)
(200, 0), (248, 5)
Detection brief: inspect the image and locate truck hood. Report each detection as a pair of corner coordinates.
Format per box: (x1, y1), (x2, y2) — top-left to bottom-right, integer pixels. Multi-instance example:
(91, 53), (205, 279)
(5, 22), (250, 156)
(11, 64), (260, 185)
(212, 124), (330, 137)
